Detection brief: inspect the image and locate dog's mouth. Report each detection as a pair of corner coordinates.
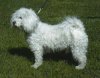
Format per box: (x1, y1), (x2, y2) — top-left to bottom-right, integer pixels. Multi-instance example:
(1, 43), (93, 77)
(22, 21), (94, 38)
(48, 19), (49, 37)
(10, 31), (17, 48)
(19, 26), (23, 30)
(11, 22), (22, 29)
(11, 24), (23, 30)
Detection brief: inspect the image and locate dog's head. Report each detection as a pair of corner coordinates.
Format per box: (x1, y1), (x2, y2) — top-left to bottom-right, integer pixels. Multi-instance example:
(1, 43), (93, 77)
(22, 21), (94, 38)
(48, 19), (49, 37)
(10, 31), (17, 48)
(11, 8), (39, 33)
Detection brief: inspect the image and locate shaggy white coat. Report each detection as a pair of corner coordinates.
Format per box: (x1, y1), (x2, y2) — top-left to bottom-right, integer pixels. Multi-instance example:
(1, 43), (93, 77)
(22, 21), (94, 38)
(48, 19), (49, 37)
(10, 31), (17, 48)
(11, 8), (88, 69)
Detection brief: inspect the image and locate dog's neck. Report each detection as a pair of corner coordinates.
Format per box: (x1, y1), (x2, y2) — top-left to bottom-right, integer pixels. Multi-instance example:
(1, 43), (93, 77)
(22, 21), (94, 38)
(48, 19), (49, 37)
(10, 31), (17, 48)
(24, 22), (38, 34)
(24, 20), (50, 35)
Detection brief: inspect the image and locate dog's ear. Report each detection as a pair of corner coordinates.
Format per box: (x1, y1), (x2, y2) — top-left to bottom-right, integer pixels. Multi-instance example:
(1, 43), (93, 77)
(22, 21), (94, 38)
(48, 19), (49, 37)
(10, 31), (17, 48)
(24, 10), (29, 16)
(24, 8), (35, 17)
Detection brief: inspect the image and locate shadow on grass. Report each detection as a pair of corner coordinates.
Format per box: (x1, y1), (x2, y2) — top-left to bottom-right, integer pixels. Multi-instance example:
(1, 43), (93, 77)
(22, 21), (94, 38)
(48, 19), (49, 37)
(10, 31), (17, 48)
(8, 47), (77, 66)
(8, 47), (34, 62)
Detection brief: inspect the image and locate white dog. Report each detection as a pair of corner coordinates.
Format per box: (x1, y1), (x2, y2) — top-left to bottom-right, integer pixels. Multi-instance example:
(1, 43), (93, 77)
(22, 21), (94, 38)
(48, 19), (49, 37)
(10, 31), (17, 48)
(11, 8), (88, 69)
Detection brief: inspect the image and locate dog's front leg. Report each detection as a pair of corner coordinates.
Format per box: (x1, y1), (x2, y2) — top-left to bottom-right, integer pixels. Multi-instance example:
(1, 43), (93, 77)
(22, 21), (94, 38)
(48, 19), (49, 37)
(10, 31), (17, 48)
(31, 47), (43, 69)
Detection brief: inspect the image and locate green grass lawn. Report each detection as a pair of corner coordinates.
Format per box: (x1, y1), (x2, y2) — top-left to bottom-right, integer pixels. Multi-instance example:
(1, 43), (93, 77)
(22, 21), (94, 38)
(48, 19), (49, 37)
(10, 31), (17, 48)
(0, 0), (100, 78)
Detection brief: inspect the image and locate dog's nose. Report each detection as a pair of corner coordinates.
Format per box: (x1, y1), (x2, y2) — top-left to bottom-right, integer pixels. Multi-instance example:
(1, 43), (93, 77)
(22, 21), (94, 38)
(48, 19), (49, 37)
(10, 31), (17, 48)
(13, 21), (16, 25)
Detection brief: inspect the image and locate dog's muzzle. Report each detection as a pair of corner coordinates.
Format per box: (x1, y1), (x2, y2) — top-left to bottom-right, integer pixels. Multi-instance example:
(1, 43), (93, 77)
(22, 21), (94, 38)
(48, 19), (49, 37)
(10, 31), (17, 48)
(12, 21), (16, 26)
(11, 21), (18, 29)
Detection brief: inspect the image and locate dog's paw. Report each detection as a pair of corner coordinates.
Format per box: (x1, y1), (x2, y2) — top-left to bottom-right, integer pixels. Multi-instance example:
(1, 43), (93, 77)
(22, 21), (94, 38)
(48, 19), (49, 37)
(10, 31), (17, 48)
(31, 62), (42, 69)
(31, 64), (38, 69)
(75, 65), (85, 70)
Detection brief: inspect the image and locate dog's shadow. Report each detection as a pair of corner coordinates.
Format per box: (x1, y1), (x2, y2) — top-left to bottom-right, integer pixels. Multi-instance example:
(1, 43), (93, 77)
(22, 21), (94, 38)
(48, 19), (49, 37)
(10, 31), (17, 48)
(8, 47), (77, 65)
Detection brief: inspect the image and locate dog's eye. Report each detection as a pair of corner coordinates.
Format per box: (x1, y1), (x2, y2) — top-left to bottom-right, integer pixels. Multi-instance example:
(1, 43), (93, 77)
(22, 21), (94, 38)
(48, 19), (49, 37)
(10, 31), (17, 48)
(19, 17), (22, 19)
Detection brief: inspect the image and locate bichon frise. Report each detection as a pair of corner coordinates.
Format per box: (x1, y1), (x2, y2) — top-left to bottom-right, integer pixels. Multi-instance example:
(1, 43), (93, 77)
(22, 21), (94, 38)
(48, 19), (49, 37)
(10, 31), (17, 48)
(11, 8), (88, 69)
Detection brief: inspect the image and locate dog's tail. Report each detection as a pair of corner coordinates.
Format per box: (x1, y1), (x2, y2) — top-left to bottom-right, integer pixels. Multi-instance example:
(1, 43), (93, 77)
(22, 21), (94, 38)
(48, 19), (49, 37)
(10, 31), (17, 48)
(64, 17), (85, 31)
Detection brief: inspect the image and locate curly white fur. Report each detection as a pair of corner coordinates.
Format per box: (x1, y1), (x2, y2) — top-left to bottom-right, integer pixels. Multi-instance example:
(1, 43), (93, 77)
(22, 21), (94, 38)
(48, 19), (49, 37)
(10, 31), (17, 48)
(11, 8), (88, 69)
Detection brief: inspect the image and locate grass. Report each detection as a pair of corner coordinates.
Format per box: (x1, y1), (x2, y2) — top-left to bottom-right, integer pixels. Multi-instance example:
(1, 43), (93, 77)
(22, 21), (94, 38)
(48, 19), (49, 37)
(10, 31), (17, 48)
(0, 0), (100, 78)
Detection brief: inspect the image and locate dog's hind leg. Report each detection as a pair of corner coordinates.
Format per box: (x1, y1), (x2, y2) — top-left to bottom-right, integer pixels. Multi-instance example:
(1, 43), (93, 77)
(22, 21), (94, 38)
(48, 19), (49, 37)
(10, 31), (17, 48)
(71, 46), (87, 69)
